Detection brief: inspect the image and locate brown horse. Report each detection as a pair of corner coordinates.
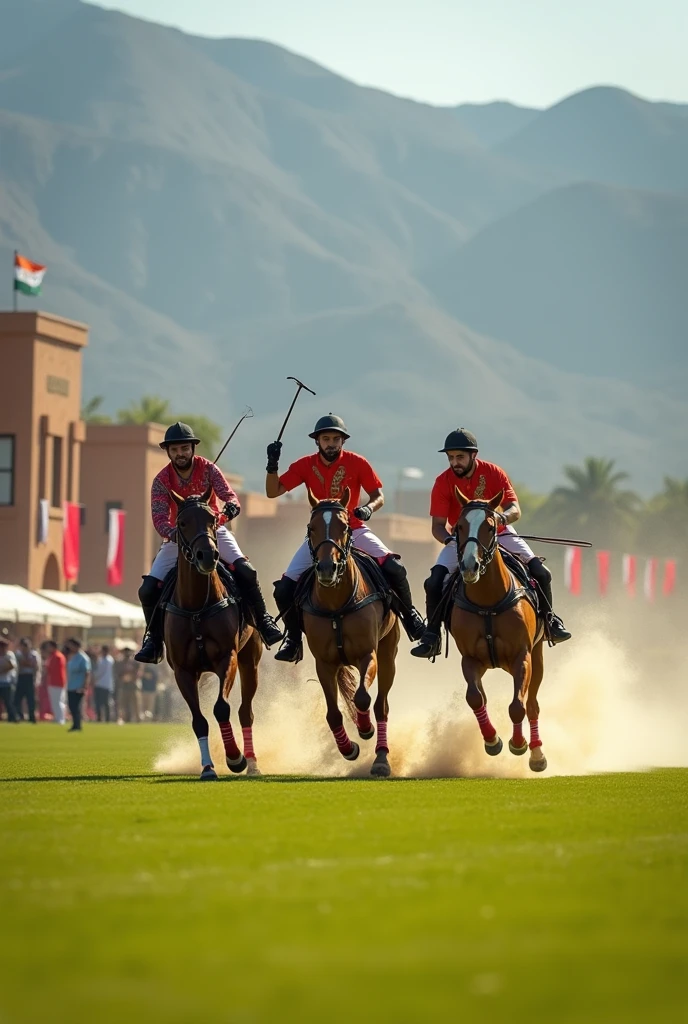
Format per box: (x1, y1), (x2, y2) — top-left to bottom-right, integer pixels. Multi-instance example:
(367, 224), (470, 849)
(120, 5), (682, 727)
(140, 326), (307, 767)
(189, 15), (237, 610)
(164, 487), (264, 780)
(302, 490), (400, 777)
(449, 489), (548, 772)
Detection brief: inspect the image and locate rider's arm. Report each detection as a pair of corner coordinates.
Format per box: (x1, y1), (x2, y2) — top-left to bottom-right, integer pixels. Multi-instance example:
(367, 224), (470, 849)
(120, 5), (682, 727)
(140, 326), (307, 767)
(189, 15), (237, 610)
(209, 464), (240, 507)
(265, 473), (287, 499)
(266, 456), (304, 500)
(432, 516), (454, 546)
(151, 476), (175, 539)
(499, 501), (521, 528)
(364, 487), (384, 514)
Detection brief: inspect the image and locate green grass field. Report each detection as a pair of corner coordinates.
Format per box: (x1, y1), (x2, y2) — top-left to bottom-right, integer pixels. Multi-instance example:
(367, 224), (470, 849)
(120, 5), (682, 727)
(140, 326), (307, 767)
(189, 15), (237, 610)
(1, 725), (686, 1024)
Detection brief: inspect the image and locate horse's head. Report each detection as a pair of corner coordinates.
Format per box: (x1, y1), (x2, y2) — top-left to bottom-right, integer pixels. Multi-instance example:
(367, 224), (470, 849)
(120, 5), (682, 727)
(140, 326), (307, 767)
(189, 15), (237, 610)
(171, 485), (219, 575)
(455, 487), (504, 584)
(307, 488), (352, 587)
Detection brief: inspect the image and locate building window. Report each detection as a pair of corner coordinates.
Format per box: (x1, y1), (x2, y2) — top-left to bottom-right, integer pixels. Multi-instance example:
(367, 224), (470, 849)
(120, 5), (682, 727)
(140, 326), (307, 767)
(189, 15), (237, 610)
(105, 500), (123, 532)
(0, 436), (14, 506)
(51, 436), (63, 508)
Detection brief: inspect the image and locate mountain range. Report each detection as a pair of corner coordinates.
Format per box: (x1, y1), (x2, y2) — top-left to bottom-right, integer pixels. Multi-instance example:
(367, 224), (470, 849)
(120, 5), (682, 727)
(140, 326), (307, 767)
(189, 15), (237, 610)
(0, 0), (685, 493)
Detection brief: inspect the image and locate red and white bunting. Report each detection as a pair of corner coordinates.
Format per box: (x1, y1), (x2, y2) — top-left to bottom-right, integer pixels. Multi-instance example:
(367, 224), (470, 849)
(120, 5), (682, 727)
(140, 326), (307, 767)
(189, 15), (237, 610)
(622, 554), (636, 598)
(596, 550), (610, 596)
(106, 508), (126, 587)
(564, 546), (582, 595)
(63, 502), (81, 582)
(662, 559), (677, 597)
(643, 558), (658, 602)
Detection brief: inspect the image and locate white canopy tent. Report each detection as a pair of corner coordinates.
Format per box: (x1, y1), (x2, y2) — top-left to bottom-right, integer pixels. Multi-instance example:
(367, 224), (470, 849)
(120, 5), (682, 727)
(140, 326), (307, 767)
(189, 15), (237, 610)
(0, 585), (92, 627)
(39, 591), (145, 630)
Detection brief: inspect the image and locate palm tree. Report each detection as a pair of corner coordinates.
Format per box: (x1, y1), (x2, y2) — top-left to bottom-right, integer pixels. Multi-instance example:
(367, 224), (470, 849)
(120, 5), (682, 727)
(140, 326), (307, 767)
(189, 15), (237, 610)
(81, 395), (112, 424)
(117, 395), (171, 425)
(638, 477), (688, 558)
(546, 457), (640, 547)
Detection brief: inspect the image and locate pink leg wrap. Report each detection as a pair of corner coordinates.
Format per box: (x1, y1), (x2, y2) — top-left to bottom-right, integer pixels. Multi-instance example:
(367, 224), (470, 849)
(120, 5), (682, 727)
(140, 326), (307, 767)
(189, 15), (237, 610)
(512, 720), (524, 746)
(529, 718), (542, 749)
(356, 710), (373, 734)
(375, 720), (388, 753)
(473, 703), (497, 742)
(219, 721), (241, 760)
(242, 726), (255, 760)
(332, 724), (353, 755)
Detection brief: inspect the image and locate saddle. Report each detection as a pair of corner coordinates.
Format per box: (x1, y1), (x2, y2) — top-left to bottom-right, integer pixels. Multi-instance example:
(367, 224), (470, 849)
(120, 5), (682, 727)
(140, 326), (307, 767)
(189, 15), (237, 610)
(159, 560), (247, 632)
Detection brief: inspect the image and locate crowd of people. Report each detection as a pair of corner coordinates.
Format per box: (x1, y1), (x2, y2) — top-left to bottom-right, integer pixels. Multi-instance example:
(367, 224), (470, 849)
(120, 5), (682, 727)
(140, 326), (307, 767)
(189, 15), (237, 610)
(0, 632), (175, 728)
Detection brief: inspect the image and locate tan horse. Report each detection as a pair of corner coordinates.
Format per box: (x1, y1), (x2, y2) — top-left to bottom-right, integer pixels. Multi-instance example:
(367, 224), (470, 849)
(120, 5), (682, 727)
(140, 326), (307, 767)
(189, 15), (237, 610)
(302, 490), (400, 777)
(448, 488), (548, 772)
(164, 488), (264, 780)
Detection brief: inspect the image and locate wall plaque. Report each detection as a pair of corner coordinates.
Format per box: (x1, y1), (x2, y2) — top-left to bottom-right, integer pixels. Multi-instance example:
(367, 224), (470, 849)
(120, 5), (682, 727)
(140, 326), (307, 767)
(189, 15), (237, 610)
(47, 375), (70, 396)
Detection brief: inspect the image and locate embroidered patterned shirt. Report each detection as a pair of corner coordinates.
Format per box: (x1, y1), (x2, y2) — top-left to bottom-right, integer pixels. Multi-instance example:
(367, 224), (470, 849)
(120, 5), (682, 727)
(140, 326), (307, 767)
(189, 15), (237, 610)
(151, 456), (239, 540)
(279, 450), (383, 529)
(430, 459), (518, 532)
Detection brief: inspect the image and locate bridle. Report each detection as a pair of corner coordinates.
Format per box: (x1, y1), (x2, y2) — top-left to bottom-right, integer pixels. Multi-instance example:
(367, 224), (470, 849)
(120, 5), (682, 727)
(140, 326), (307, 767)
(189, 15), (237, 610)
(456, 501), (499, 578)
(307, 500), (353, 584)
(175, 497), (219, 567)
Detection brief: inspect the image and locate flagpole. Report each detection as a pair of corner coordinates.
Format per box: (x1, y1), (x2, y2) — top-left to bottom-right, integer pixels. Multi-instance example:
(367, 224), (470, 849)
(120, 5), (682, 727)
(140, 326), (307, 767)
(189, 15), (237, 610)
(12, 250), (17, 312)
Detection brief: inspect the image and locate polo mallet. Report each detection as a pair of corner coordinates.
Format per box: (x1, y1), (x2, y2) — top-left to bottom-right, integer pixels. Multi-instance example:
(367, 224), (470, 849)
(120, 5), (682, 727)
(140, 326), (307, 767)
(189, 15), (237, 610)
(519, 535), (592, 548)
(213, 406), (254, 465)
(276, 377), (316, 441)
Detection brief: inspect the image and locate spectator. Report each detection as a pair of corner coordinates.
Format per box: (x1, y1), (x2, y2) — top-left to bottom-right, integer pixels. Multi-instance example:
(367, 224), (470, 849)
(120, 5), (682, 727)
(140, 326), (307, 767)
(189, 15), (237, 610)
(15, 637), (40, 723)
(0, 637), (18, 722)
(139, 662), (158, 721)
(115, 647), (140, 723)
(41, 640), (67, 724)
(93, 645), (115, 723)
(65, 637), (91, 733)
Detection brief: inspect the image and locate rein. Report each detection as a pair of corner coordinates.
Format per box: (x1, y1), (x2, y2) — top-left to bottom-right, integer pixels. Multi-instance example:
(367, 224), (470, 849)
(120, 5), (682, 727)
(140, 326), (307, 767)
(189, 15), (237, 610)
(456, 501), (499, 578)
(307, 500), (353, 585)
(169, 497), (228, 629)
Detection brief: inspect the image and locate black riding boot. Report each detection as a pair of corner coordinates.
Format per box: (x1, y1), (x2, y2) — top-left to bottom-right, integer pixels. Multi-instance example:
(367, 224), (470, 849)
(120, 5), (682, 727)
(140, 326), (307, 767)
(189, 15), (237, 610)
(527, 558), (571, 644)
(273, 577), (303, 663)
(380, 557), (426, 641)
(232, 559), (283, 647)
(411, 565), (449, 659)
(135, 576), (164, 664)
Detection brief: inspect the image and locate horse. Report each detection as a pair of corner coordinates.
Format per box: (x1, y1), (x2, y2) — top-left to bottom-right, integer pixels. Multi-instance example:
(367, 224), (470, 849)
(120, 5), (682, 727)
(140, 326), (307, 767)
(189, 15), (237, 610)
(448, 488), (548, 772)
(301, 490), (400, 777)
(164, 486), (264, 780)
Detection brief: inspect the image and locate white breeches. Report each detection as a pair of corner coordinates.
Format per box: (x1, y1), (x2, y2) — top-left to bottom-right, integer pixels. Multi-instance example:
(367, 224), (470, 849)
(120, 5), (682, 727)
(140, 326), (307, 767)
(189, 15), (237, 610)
(434, 525), (535, 572)
(284, 526), (391, 581)
(149, 526), (245, 581)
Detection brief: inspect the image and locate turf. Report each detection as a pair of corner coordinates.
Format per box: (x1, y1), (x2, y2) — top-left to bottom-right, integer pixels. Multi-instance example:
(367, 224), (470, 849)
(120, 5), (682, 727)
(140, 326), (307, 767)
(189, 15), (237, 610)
(1, 725), (686, 1024)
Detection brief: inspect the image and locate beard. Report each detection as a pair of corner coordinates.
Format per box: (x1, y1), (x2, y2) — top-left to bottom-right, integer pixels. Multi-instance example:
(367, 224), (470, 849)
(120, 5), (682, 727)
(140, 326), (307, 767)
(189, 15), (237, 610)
(452, 456), (475, 478)
(173, 456), (193, 472)
(319, 446), (341, 463)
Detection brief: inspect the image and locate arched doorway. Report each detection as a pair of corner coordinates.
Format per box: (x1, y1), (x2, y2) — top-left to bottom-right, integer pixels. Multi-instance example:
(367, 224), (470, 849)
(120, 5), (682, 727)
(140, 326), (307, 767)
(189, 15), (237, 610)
(42, 553), (61, 590)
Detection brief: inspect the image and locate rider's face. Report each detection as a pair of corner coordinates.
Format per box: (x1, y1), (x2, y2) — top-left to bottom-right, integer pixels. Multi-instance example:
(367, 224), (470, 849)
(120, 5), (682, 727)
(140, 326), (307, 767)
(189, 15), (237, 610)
(447, 450), (476, 477)
(316, 432), (345, 462)
(168, 442), (194, 472)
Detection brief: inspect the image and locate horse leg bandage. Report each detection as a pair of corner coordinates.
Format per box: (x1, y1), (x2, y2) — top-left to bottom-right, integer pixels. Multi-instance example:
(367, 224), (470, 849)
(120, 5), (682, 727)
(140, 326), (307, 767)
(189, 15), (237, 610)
(375, 720), (389, 753)
(197, 736), (213, 769)
(356, 710), (373, 735)
(473, 703), (497, 742)
(332, 725), (354, 755)
(512, 720), (524, 746)
(529, 719), (542, 749)
(219, 722), (241, 761)
(242, 726), (256, 760)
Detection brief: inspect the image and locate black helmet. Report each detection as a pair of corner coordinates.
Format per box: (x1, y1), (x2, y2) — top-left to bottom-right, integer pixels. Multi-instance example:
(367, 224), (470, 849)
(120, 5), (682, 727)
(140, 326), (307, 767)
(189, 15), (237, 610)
(159, 421), (201, 449)
(439, 428), (478, 453)
(309, 414), (350, 440)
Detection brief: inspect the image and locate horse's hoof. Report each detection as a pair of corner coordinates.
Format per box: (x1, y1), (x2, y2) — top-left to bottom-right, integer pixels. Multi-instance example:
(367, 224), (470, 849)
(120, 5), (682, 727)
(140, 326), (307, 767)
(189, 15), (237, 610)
(509, 739), (529, 756)
(484, 736), (503, 757)
(370, 755), (391, 778)
(343, 741), (360, 762)
(227, 754), (248, 774)
(354, 687), (371, 712)
(200, 766), (218, 781)
(358, 727), (375, 740)
(245, 757), (261, 777)
(529, 753), (548, 773)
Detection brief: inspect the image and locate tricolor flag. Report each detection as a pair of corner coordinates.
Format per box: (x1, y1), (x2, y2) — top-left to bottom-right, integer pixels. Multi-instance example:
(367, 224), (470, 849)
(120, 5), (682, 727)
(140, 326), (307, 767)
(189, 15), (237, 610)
(622, 554), (636, 598)
(63, 502), (81, 582)
(107, 508), (126, 587)
(564, 546), (582, 595)
(14, 252), (47, 296)
(596, 550), (611, 597)
(643, 558), (658, 602)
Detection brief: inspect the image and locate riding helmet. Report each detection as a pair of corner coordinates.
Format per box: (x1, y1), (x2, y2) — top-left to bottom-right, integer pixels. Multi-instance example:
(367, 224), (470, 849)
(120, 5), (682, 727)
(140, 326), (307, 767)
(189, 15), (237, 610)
(309, 414), (351, 440)
(159, 421), (201, 449)
(439, 428), (478, 453)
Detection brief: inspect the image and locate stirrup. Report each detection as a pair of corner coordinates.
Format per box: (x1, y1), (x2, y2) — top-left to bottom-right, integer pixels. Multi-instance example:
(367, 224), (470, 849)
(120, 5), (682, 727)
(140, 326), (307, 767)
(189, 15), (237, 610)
(135, 634), (164, 664)
(547, 614), (572, 645)
(274, 635), (303, 664)
(258, 615), (284, 648)
(410, 631), (442, 659)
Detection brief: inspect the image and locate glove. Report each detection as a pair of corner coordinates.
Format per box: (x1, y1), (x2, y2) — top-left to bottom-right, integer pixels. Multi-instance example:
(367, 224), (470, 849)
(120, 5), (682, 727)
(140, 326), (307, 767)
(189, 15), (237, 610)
(223, 501), (241, 521)
(266, 440), (282, 474)
(495, 511), (507, 528)
(353, 505), (372, 522)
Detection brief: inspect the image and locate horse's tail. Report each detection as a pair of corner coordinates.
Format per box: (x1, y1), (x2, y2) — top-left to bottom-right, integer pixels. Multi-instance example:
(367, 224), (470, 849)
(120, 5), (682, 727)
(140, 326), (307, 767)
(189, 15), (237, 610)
(336, 664), (358, 724)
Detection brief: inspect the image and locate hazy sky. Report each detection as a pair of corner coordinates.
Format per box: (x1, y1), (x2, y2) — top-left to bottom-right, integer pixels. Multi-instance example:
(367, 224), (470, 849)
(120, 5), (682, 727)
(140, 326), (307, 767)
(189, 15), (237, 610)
(91, 0), (688, 107)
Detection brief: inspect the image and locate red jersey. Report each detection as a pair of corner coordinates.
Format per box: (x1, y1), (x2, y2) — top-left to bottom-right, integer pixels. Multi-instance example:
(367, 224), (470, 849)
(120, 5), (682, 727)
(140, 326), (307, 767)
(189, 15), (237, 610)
(151, 456), (239, 540)
(279, 450), (382, 530)
(430, 459), (518, 533)
(44, 650), (67, 689)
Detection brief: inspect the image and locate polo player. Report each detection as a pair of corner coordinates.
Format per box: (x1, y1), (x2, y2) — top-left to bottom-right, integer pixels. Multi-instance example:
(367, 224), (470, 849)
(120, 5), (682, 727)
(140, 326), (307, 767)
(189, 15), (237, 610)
(265, 414), (426, 663)
(135, 422), (282, 664)
(411, 428), (571, 658)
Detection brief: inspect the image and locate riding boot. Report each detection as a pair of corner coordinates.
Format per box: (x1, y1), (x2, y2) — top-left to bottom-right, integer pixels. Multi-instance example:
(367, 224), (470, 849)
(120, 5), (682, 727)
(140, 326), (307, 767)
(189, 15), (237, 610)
(411, 565), (449, 659)
(273, 577), (303, 663)
(232, 560), (284, 647)
(380, 557), (426, 641)
(527, 558), (572, 644)
(135, 576), (164, 664)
